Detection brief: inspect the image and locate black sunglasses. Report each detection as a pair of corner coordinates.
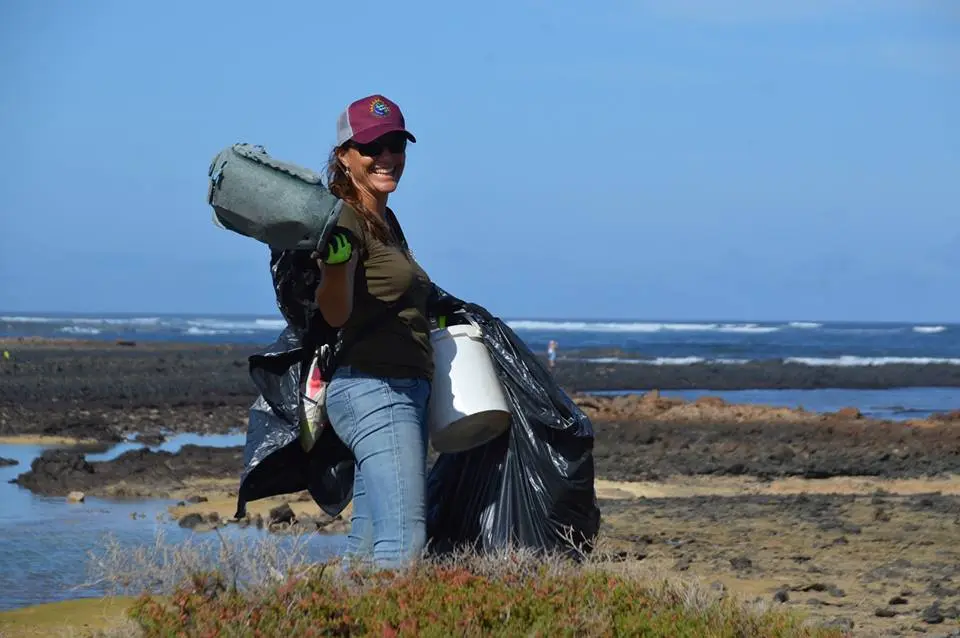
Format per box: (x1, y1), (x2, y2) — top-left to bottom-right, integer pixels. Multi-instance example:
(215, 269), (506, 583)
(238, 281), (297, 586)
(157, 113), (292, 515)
(350, 133), (408, 157)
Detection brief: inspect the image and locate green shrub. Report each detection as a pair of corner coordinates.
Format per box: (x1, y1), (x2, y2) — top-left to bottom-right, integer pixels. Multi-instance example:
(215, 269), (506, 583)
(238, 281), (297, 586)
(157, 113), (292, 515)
(128, 560), (847, 638)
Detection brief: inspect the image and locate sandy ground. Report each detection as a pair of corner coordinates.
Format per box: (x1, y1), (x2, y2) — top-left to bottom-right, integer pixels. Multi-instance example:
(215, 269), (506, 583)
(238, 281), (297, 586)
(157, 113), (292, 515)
(166, 477), (349, 530)
(597, 479), (960, 636)
(594, 476), (960, 499)
(0, 597), (138, 638)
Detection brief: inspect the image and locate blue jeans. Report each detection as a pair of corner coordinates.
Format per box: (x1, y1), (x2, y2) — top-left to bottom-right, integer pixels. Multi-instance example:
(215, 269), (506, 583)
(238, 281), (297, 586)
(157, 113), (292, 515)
(325, 366), (431, 570)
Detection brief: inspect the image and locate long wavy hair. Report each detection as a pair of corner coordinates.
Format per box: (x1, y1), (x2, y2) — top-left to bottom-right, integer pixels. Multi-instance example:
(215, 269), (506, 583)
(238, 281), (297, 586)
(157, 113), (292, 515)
(325, 146), (396, 245)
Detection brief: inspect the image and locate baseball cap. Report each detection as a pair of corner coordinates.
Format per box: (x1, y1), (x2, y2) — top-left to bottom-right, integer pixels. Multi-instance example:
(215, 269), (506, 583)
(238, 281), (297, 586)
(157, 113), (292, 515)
(335, 94), (417, 147)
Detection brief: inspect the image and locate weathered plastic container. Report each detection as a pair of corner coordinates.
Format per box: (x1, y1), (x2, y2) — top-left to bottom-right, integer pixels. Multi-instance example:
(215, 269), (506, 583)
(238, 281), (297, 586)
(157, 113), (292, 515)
(207, 143), (343, 252)
(427, 324), (511, 453)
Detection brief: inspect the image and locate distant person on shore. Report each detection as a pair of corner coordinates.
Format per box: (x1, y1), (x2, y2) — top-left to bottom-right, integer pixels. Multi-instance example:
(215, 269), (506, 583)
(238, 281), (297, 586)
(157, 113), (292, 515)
(314, 94), (433, 571)
(547, 339), (558, 369)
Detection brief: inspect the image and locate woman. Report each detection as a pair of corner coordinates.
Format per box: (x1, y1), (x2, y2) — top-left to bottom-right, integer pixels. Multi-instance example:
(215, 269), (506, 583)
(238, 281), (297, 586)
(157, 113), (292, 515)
(314, 94), (434, 570)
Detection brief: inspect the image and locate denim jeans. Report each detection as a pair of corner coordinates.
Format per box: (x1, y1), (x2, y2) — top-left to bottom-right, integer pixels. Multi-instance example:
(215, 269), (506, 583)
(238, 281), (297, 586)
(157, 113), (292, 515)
(325, 366), (431, 570)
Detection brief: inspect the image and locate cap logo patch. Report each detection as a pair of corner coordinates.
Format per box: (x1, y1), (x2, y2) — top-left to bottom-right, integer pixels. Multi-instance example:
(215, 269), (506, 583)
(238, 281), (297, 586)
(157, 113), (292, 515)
(369, 98), (391, 118)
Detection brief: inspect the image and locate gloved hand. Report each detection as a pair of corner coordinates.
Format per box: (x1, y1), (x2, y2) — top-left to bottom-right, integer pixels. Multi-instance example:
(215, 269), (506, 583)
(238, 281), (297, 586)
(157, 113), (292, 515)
(319, 230), (357, 265)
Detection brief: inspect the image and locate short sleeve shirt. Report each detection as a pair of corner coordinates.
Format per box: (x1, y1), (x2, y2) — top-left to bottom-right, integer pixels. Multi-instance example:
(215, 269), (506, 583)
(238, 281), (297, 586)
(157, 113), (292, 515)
(334, 204), (434, 380)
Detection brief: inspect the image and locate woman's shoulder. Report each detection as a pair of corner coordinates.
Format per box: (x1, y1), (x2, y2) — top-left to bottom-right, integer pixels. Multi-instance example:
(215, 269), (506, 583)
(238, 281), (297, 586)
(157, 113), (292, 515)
(336, 202), (366, 241)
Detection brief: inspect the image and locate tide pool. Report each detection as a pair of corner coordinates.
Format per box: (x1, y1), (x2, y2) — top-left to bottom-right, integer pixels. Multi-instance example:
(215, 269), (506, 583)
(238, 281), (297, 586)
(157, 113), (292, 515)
(0, 436), (345, 611)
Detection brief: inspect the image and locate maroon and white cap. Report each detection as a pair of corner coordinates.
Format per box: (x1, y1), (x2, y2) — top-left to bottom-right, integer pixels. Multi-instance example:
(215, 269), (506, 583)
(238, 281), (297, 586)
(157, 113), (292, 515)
(335, 94), (417, 146)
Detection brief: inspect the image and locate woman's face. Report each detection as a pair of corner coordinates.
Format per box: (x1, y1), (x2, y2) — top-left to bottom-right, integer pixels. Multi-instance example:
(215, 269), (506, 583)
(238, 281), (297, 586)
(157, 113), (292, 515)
(338, 131), (408, 197)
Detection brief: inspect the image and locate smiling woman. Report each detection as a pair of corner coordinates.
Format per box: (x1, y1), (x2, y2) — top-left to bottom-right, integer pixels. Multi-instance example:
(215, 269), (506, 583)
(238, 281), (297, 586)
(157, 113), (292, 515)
(311, 94), (437, 571)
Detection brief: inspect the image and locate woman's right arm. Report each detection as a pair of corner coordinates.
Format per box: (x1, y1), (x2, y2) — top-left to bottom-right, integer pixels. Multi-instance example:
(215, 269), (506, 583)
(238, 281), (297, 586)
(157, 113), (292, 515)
(315, 252), (358, 328)
(314, 208), (363, 328)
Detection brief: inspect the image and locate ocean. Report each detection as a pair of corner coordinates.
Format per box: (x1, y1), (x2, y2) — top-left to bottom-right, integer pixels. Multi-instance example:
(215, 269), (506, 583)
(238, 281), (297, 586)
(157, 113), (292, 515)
(3, 313), (959, 365)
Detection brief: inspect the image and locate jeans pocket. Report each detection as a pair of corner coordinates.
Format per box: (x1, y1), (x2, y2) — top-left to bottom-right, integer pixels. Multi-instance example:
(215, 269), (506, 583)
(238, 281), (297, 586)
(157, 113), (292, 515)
(387, 376), (423, 391)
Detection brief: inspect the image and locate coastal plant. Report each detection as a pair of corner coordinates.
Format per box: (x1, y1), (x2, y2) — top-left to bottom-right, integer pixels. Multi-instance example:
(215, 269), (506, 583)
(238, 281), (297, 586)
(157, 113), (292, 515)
(83, 527), (317, 597)
(119, 546), (847, 638)
(82, 530), (850, 637)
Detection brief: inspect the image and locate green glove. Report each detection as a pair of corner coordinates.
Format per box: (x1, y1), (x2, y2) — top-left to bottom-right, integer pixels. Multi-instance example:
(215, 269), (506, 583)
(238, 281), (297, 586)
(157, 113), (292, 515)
(321, 231), (355, 265)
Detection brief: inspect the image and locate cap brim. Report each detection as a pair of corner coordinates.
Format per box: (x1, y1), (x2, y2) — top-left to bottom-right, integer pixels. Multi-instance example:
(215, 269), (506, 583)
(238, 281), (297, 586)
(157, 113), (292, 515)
(349, 124), (416, 145)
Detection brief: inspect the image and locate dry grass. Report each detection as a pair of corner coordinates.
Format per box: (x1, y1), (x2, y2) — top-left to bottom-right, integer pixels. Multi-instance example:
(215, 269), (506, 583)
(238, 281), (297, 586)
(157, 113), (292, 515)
(83, 527), (318, 598)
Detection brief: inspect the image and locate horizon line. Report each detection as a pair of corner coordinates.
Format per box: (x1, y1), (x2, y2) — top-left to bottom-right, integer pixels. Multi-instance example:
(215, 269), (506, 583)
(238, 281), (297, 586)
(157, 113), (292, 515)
(0, 310), (957, 327)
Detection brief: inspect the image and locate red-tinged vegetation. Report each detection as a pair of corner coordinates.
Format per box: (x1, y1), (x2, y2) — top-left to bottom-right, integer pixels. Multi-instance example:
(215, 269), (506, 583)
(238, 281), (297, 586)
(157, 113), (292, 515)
(126, 561), (850, 637)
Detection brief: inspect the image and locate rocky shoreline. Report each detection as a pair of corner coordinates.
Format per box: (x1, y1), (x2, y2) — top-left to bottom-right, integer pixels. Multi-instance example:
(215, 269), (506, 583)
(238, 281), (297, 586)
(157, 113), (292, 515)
(12, 445), (244, 498)
(8, 389), (959, 498)
(5, 341), (960, 500)
(3, 337), (959, 441)
(3, 338), (960, 634)
(4, 338), (960, 417)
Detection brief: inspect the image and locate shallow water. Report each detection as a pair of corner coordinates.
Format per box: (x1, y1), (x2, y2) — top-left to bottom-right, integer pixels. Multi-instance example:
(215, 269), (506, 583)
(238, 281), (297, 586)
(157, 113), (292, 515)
(0, 436), (345, 611)
(85, 431), (245, 462)
(588, 386), (960, 421)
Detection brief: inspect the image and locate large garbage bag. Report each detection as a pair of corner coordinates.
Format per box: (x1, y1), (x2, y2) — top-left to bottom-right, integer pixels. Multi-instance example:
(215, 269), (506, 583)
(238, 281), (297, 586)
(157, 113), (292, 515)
(234, 249), (355, 520)
(425, 298), (601, 555)
(234, 324), (356, 520)
(235, 252), (601, 554)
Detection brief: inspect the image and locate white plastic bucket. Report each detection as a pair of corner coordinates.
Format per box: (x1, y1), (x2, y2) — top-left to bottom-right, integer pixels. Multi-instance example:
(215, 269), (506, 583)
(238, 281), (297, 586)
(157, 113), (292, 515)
(427, 323), (511, 453)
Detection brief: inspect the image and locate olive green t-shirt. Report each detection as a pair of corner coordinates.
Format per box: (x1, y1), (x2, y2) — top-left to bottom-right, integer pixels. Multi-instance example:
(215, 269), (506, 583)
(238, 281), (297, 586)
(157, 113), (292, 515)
(334, 205), (434, 380)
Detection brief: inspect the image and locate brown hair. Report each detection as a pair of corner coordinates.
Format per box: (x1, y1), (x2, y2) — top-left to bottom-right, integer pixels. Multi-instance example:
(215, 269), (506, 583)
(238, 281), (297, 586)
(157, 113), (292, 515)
(325, 146), (395, 245)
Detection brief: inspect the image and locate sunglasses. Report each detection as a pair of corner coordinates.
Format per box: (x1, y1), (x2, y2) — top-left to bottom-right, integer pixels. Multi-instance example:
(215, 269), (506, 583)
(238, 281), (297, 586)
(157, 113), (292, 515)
(350, 134), (408, 157)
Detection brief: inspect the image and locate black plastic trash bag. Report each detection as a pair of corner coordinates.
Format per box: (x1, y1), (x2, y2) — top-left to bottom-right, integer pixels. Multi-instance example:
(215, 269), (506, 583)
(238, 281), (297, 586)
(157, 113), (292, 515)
(425, 300), (601, 555)
(234, 249), (355, 520)
(235, 324), (356, 520)
(235, 251), (601, 555)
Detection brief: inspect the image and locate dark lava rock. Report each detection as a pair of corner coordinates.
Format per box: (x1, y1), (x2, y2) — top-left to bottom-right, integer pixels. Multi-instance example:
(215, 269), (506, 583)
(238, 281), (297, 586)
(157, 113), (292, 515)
(875, 607), (898, 618)
(0, 344), (258, 412)
(133, 432), (166, 446)
(186, 495), (208, 504)
(554, 357), (960, 391)
(922, 602), (945, 624)
(15, 450), (95, 495)
(889, 596), (909, 605)
(928, 582), (960, 598)
(179, 513), (205, 529)
(269, 503), (295, 525)
(730, 556), (753, 571)
(773, 588), (790, 603)
(796, 582), (833, 593)
(0, 456), (17, 467)
(13, 445), (243, 496)
(592, 415), (960, 482)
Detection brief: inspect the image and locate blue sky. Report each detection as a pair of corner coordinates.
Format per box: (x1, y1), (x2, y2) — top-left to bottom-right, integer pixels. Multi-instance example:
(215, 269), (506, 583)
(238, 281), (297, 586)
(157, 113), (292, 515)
(1, 1), (957, 322)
